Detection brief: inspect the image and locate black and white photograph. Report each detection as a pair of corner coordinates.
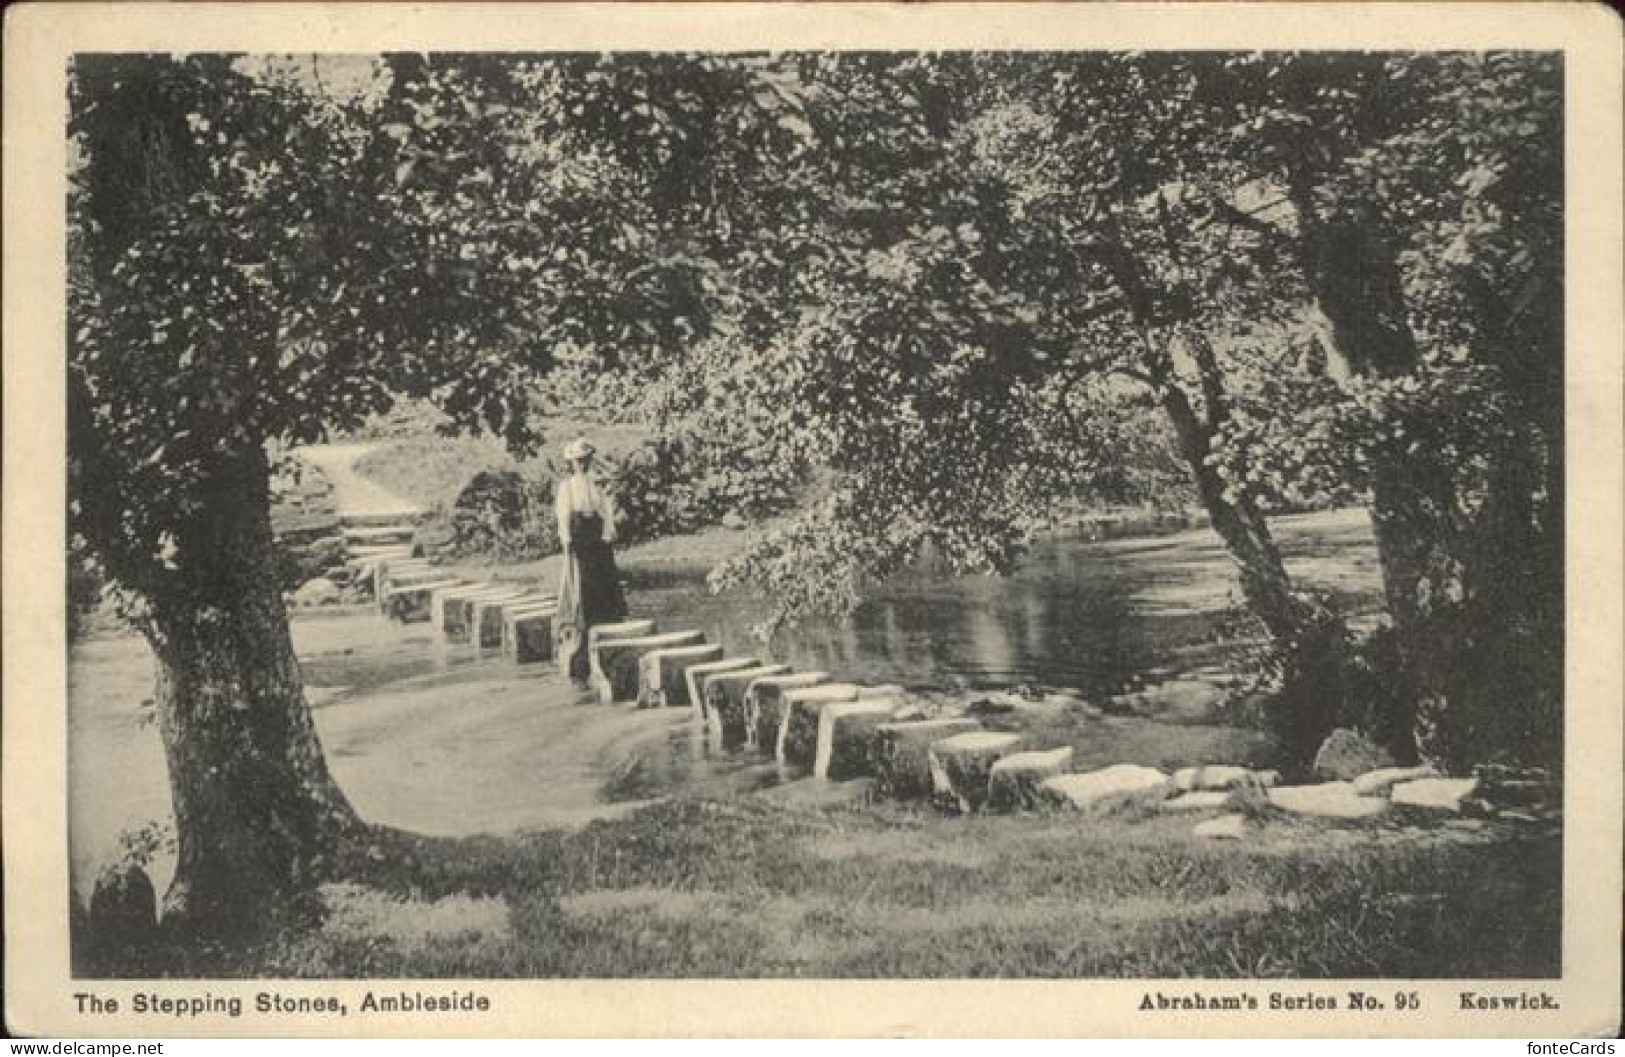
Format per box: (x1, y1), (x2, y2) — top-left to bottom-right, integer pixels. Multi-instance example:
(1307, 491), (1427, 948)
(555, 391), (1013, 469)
(5, 1), (1621, 1039)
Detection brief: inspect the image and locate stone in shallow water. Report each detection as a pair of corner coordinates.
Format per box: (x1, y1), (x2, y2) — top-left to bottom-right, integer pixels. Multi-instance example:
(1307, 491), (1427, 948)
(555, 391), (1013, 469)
(929, 731), (1025, 814)
(815, 699), (903, 781)
(474, 593), (554, 648)
(1040, 765), (1172, 812)
(744, 673), (830, 754)
(986, 746), (1075, 812)
(1351, 764), (1442, 797)
(704, 665), (793, 751)
(1390, 777), (1479, 813)
(637, 643), (726, 709)
(683, 657), (759, 719)
(503, 607), (559, 664)
(1312, 728), (1397, 782)
(1192, 814), (1249, 840)
(1268, 781), (1391, 819)
(777, 685), (863, 766)
(594, 631), (706, 703)
(872, 718), (984, 799)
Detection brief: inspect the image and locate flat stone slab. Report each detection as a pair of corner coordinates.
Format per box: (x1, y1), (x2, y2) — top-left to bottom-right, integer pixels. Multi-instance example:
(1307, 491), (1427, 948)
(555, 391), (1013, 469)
(1351, 764), (1442, 797)
(381, 577), (465, 623)
(987, 746), (1075, 812)
(1172, 765), (1281, 793)
(343, 525), (416, 544)
(1390, 777), (1478, 813)
(776, 684), (864, 765)
(930, 732), (1024, 814)
(1268, 782), (1391, 820)
(704, 665), (793, 751)
(473, 593), (555, 649)
(744, 673), (831, 754)
(1159, 790), (1239, 813)
(637, 643), (727, 709)
(684, 657), (759, 719)
(433, 585), (526, 639)
(502, 606), (560, 664)
(872, 718), (983, 799)
(1192, 814), (1250, 840)
(814, 699), (903, 781)
(594, 631), (706, 704)
(1040, 765), (1172, 813)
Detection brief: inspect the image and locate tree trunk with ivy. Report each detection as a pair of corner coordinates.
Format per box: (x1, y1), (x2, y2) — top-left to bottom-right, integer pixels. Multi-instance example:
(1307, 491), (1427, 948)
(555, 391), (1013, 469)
(141, 447), (365, 936)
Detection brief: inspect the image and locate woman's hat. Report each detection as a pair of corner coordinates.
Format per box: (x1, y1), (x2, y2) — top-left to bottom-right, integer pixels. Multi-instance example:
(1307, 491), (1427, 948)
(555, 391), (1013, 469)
(563, 438), (595, 461)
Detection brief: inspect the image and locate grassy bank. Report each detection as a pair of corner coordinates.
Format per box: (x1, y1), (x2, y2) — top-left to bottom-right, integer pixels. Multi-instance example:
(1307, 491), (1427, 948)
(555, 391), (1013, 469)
(100, 795), (1558, 979)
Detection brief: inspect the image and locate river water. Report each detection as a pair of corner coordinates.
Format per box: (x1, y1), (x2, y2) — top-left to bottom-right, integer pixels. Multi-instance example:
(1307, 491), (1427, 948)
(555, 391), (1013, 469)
(625, 508), (1381, 701)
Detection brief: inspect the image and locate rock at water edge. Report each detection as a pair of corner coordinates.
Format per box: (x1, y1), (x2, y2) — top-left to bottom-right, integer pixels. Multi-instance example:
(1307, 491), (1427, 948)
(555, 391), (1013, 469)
(1039, 765), (1172, 813)
(1351, 764), (1443, 798)
(684, 657), (759, 720)
(744, 673), (831, 754)
(1312, 728), (1397, 782)
(1268, 782), (1391, 819)
(1159, 790), (1238, 813)
(1390, 777), (1479, 813)
(636, 643), (726, 709)
(929, 732), (1025, 813)
(596, 632), (706, 704)
(293, 577), (341, 608)
(814, 699), (902, 781)
(704, 665), (792, 751)
(986, 746), (1076, 812)
(1172, 765), (1281, 794)
(777, 685), (862, 766)
(872, 719), (984, 799)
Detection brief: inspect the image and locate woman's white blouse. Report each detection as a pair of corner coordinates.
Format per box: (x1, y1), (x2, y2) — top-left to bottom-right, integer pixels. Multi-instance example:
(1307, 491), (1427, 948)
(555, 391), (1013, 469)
(555, 474), (618, 544)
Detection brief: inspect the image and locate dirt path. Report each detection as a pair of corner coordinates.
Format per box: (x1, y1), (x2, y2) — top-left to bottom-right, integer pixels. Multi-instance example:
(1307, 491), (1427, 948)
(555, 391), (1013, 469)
(297, 441), (422, 520)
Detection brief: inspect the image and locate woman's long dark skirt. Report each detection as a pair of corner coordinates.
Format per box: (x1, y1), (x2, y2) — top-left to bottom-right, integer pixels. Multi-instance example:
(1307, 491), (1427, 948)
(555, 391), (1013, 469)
(556, 512), (628, 684)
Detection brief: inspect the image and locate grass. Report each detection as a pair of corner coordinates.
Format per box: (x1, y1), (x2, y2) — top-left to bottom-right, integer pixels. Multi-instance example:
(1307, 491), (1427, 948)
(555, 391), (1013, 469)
(95, 795), (1560, 980)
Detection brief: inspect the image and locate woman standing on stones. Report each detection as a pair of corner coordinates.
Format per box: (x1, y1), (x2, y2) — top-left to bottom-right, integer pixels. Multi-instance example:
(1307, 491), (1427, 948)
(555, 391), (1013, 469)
(555, 438), (627, 693)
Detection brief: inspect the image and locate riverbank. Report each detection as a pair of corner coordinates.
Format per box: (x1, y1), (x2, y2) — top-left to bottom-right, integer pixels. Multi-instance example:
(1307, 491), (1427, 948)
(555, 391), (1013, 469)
(69, 504), (1560, 978)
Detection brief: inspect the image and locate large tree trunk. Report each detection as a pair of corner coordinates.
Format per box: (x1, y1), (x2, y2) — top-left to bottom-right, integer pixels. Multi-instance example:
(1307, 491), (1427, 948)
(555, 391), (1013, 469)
(142, 446), (364, 937)
(1159, 374), (1354, 767)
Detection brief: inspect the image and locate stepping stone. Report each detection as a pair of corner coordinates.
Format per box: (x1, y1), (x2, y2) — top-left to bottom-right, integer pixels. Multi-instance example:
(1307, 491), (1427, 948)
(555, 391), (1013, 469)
(929, 731), (1024, 814)
(381, 577), (465, 623)
(584, 620), (660, 694)
(637, 643), (726, 709)
(744, 673), (831, 754)
(684, 657), (759, 720)
(1351, 764), (1442, 797)
(1389, 777), (1478, 813)
(339, 509), (421, 529)
(1172, 765), (1280, 794)
(343, 525), (416, 545)
(1040, 765), (1172, 813)
(596, 631), (707, 704)
(347, 542), (415, 562)
(776, 684), (869, 766)
(703, 665), (793, 751)
(1267, 782), (1391, 820)
(814, 698), (904, 781)
(1159, 790), (1239, 813)
(872, 718), (983, 799)
(436, 585), (530, 642)
(473, 593), (556, 649)
(1192, 814), (1250, 840)
(986, 746), (1075, 812)
(502, 605), (561, 663)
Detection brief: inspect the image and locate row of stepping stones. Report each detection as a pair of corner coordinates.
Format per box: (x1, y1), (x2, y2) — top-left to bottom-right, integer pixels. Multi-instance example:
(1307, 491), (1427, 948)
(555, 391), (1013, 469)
(375, 577), (1509, 837)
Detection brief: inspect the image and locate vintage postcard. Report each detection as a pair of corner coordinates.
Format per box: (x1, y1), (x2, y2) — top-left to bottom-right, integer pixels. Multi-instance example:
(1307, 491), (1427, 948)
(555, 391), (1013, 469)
(4, 1), (1621, 1039)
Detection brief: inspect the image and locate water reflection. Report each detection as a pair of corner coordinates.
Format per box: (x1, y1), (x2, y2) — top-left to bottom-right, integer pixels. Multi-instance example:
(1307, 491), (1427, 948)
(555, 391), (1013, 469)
(630, 536), (1164, 701)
